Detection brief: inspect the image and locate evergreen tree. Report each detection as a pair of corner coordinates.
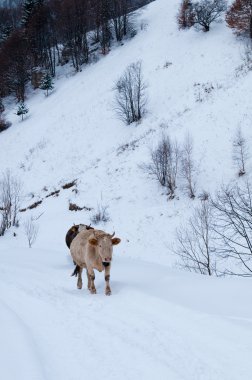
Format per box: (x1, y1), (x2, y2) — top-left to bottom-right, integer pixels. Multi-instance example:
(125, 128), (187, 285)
(40, 72), (54, 96)
(0, 24), (13, 45)
(21, 0), (38, 28)
(16, 102), (29, 121)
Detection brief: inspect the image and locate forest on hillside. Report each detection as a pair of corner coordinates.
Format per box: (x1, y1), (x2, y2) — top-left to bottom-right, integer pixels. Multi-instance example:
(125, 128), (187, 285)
(0, 0), (152, 102)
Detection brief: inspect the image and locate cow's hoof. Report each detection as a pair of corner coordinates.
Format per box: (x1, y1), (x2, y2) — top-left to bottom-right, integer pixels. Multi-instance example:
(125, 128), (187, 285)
(90, 288), (96, 294)
(105, 289), (111, 296)
(77, 285), (82, 289)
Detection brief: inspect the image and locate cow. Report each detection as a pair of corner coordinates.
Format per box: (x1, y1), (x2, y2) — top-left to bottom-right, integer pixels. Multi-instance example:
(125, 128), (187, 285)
(65, 223), (94, 249)
(70, 229), (121, 296)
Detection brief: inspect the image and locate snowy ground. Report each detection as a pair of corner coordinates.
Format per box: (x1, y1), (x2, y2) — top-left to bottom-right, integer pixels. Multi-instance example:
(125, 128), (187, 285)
(1, 0), (252, 378)
(1, 243), (252, 380)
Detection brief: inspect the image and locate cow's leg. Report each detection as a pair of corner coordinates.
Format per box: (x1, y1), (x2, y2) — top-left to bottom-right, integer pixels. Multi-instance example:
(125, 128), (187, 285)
(88, 268), (96, 294)
(104, 265), (111, 296)
(77, 267), (83, 289)
(86, 269), (91, 290)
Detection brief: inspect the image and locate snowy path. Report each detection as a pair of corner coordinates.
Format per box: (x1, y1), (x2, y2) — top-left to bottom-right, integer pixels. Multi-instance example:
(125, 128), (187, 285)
(1, 247), (252, 380)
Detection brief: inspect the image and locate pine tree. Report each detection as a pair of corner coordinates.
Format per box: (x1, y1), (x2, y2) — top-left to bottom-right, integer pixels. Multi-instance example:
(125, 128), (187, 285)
(21, 0), (37, 28)
(16, 102), (29, 121)
(0, 24), (13, 45)
(40, 72), (54, 96)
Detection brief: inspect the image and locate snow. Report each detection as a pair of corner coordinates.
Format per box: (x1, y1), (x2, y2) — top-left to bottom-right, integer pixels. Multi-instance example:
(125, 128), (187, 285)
(1, 244), (252, 380)
(1, 0), (252, 378)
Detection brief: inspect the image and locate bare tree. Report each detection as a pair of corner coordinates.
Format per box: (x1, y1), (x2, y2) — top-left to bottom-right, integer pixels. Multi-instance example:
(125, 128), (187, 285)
(192, 0), (227, 32)
(166, 139), (180, 199)
(114, 61), (147, 125)
(181, 133), (196, 198)
(173, 200), (216, 275)
(147, 135), (171, 187)
(0, 170), (22, 236)
(24, 216), (39, 248)
(232, 127), (248, 176)
(211, 182), (252, 277)
(111, 0), (133, 41)
(144, 135), (180, 198)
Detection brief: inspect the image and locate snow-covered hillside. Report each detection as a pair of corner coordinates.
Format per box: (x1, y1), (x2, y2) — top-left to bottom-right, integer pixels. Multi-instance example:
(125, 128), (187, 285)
(1, 0), (252, 378)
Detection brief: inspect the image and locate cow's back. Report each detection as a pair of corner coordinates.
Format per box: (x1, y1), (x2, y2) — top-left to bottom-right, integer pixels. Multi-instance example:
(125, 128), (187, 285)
(65, 225), (79, 249)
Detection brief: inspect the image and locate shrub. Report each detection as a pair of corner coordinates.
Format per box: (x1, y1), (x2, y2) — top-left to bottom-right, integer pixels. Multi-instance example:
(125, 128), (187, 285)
(24, 216), (39, 248)
(91, 204), (110, 224)
(0, 117), (11, 133)
(177, 0), (195, 29)
(226, 0), (252, 38)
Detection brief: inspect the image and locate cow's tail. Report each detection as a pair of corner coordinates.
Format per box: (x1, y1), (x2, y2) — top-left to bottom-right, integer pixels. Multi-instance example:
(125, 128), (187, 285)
(71, 265), (80, 277)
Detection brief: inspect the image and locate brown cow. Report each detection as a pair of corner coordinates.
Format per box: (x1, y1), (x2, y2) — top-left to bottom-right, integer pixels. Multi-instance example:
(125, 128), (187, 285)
(70, 229), (121, 295)
(65, 223), (94, 249)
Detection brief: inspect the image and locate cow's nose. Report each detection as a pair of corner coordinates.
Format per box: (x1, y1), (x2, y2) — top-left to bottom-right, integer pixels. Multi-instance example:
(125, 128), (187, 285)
(104, 257), (111, 262)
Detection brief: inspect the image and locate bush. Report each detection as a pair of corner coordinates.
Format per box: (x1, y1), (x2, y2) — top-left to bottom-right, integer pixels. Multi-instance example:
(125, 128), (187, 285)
(226, 0), (252, 38)
(0, 117), (11, 133)
(24, 216), (39, 248)
(91, 204), (110, 225)
(177, 0), (195, 29)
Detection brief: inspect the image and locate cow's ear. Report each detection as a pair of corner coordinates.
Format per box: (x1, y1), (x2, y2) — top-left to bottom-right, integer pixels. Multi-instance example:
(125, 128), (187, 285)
(111, 238), (121, 245)
(89, 238), (98, 246)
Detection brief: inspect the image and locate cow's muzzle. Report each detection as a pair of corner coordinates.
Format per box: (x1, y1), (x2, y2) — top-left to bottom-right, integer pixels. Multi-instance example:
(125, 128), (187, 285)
(103, 262), (110, 267)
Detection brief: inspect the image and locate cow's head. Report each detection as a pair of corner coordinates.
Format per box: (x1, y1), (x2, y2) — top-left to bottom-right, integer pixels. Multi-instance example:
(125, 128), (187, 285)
(88, 232), (121, 266)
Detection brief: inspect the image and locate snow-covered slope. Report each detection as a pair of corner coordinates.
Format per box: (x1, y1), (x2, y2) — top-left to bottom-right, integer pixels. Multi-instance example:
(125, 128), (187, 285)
(1, 0), (252, 378)
(1, 0), (252, 264)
